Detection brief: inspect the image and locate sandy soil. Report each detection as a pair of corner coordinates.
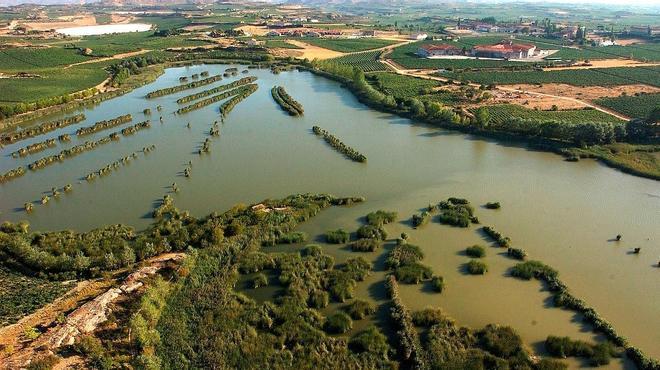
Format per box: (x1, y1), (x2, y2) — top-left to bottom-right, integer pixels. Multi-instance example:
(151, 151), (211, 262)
(501, 83), (660, 101)
(182, 24), (214, 31)
(17, 15), (97, 31)
(615, 38), (647, 46)
(282, 39), (345, 60)
(236, 25), (270, 36)
(545, 59), (660, 70)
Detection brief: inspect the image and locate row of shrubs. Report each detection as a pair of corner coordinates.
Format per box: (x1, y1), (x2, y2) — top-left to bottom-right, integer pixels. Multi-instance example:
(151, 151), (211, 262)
(176, 84), (258, 114)
(219, 84), (259, 117)
(176, 76), (257, 104)
(271, 86), (304, 116)
(0, 114), (86, 144)
(76, 114), (132, 136)
(0, 166), (25, 183)
(84, 146), (153, 181)
(481, 226), (512, 247)
(545, 335), (618, 366)
(386, 275), (427, 368)
(312, 126), (367, 163)
(10, 138), (56, 158)
(120, 120), (151, 136)
(146, 74), (223, 98)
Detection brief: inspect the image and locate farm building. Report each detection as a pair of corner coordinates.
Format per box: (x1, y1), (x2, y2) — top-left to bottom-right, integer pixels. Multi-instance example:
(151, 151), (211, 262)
(471, 40), (536, 59)
(410, 32), (428, 40)
(417, 44), (462, 57)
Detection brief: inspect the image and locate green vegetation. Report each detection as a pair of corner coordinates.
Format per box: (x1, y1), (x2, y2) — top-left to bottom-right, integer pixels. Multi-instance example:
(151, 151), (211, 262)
(507, 247), (528, 260)
(325, 312), (354, 334)
(595, 93), (660, 119)
(176, 83), (258, 114)
(444, 66), (660, 87)
(348, 326), (389, 357)
(330, 51), (388, 72)
(276, 231), (307, 244)
(271, 85), (304, 116)
(430, 275), (445, 293)
(466, 245), (486, 258)
(0, 47), (89, 72)
(219, 83), (258, 116)
(76, 114), (132, 136)
(386, 243), (424, 269)
(349, 238), (381, 252)
(411, 308), (446, 327)
(510, 260), (558, 280)
(146, 74), (223, 98)
(545, 336), (617, 366)
(344, 299), (376, 320)
(356, 224), (387, 240)
(176, 76), (257, 104)
(326, 229), (349, 244)
(466, 260), (488, 275)
(0, 265), (75, 326)
(485, 201), (501, 209)
(394, 262), (433, 284)
(563, 143), (660, 180)
(10, 138), (55, 158)
(0, 113), (85, 144)
(0, 166), (25, 183)
(483, 104), (623, 125)
(478, 324), (526, 359)
(369, 72), (440, 99)
(482, 226), (512, 247)
(312, 125), (367, 163)
(365, 210), (397, 226)
(302, 38), (397, 53)
(437, 198), (478, 227)
(75, 32), (207, 57)
(412, 211), (431, 228)
(264, 40), (302, 49)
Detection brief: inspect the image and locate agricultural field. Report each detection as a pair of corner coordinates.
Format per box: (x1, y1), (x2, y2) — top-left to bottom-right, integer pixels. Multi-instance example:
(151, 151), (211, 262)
(595, 93), (660, 119)
(444, 66), (660, 87)
(549, 44), (660, 62)
(74, 32), (210, 57)
(301, 37), (398, 52)
(0, 62), (112, 104)
(482, 104), (625, 124)
(388, 40), (544, 70)
(0, 267), (75, 326)
(368, 72), (441, 98)
(135, 15), (193, 29)
(0, 47), (91, 72)
(330, 50), (388, 72)
(264, 39), (303, 49)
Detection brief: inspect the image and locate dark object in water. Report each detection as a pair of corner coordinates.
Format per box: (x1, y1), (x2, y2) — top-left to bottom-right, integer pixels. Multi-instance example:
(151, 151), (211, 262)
(633, 247), (641, 254)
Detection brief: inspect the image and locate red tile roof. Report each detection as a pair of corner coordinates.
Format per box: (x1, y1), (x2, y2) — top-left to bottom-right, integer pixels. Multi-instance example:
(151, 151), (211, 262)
(420, 44), (461, 51)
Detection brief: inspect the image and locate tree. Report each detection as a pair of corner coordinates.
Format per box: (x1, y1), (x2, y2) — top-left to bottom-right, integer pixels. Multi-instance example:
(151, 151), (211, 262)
(474, 107), (490, 128)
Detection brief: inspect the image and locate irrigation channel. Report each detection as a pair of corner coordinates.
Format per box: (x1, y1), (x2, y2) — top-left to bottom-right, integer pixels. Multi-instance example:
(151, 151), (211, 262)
(0, 63), (658, 368)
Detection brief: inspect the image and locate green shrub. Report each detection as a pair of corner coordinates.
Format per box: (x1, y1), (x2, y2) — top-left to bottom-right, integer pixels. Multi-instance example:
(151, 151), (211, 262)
(325, 312), (353, 334)
(485, 202), (501, 209)
(350, 238), (381, 252)
(412, 211), (431, 227)
(395, 262), (433, 284)
(431, 275), (445, 293)
(356, 224), (387, 240)
(26, 355), (59, 370)
(253, 273), (268, 288)
(276, 231), (307, 244)
(326, 229), (349, 244)
(308, 289), (329, 308)
(510, 261), (557, 280)
(344, 299), (376, 319)
(348, 326), (389, 357)
(342, 257), (371, 281)
(506, 247), (527, 260)
(438, 198), (476, 227)
(301, 244), (323, 257)
(326, 271), (356, 302)
(479, 324), (524, 359)
(536, 358), (568, 370)
(466, 245), (486, 258)
(412, 308), (447, 327)
(366, 210), (397, 226)
(386, 244), (424, 269)
(466, 260), (488, 275)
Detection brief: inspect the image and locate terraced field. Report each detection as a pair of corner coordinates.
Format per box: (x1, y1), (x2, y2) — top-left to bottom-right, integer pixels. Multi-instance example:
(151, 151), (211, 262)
(595, 93), (660, 119)
(301, 37), (398, 52)
(330, 51), (388, 72)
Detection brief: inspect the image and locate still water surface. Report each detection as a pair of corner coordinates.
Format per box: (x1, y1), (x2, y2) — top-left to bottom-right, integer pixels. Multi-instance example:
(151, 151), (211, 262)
(0, 64), (657, 367)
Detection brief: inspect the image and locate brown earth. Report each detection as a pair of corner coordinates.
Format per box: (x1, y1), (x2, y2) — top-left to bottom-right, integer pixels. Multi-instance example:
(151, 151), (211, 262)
(545, 59), (660, 70)
(282, 39), (345, 60)
(502, 83), (660, 101)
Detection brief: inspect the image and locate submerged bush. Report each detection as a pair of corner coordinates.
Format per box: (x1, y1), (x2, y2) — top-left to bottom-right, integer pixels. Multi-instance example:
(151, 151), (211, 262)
(356, 224), (387, 240)
(276, 231), (307, 244)
(348, 326), (389, 357)
(510, 260), (557, 280)
(411, 308), (448, 327)
(479, 324), (525, 359)
(438, 198), (476, 227)
(431, 275), (445, 293)
(395, 262), (433, 284)
(324, 312), (353, 334)
(412, 211), (431, 228)
(344, 299), (376, 320)
(485, 202), (501, 209)
(350, 238), (381, 252)
(326, 229), (349, 244)
(308, 289), (329, 309)
(386, 244), (424, 269)
(253, 273), (268, 288)
(342, 257), (371, 281)
(366, 210), (397, 226)
(507, 247), (527, 260)
(466, 260), (488, 275)
(466, 245), (486, 258)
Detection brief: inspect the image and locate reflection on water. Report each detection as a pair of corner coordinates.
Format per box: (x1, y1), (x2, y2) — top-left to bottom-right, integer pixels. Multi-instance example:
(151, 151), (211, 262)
(0, 65), (657, 366)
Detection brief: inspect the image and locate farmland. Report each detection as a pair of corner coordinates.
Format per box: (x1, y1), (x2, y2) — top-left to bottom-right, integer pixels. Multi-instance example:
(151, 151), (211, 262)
(74, 32), (210, 57)
(595, 93), (660, 119)
(330, 50), (388, 72)
(368, 72), (440, 98)
(482, 104), (625, 124)
(301, 37), (398, 52)
(443, 66), (660, 87)
(264, 39), (302, 49)
(0, 47), (91, 72)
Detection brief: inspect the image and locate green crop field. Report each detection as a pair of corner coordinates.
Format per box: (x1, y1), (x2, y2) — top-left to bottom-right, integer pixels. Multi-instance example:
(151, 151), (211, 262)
(369, 72), (440, 98)
(265, 40), (302, 49)
(550, 44), (660, 62)
(0, 267), (75, 326)
(75, 32), (210, 57)
(330, 50), (388, 72)
(0, 62), (112, 103)
(444, 66), (660, 87)
(595, 93), (660, 119)
(301, 37), (398, 52)
(136, 15), (192, 29)
(0, 47), (91, 72)
(388, 40), (543, 69)
(483, 104), (625, 124)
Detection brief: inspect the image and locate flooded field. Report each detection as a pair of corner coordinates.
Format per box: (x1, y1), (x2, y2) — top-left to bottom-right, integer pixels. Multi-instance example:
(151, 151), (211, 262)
(0, 64), (657, 367)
